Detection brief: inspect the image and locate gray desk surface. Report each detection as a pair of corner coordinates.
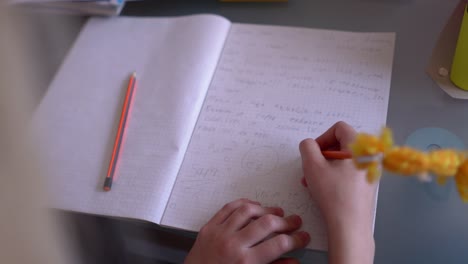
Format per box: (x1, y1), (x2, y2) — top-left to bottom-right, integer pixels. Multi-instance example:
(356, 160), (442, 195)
(24, 0), (468, 263)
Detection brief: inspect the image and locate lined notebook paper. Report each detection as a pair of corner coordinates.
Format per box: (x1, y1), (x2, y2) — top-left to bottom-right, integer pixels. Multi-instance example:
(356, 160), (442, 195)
(161, 24), (395, 250)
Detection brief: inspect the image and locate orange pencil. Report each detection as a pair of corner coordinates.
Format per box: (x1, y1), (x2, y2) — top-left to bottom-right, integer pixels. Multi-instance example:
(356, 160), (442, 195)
(104, 72), (137, 191)
(321, 150), (352, 160)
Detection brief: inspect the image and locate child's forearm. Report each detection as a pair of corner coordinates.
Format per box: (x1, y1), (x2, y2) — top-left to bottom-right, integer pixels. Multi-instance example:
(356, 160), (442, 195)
(327, 218), (375, 264)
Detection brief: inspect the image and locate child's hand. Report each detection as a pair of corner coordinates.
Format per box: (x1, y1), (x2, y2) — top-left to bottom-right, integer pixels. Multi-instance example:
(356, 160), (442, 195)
(299, 121), (376, 264)
(184, 198), (310, 264)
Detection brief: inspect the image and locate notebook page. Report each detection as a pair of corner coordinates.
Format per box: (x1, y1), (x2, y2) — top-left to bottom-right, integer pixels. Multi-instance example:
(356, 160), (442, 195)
(33, 15), (231, 224)
(162, 23), (395, 250)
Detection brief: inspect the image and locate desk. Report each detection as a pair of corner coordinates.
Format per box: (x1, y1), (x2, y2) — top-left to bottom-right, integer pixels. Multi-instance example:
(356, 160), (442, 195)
(26, 0), (468, 263)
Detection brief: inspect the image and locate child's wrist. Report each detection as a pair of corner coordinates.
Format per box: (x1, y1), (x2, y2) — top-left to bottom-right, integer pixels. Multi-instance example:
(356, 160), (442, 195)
(326, 218), (375, 264)
(326, 215), (374, 246)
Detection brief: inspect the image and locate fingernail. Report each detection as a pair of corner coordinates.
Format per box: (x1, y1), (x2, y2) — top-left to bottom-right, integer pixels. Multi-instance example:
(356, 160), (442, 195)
(293, 215), (302, 226)
(276, 207), (284, 216)
(301, 177), (308, 187)
(298, 231), (310, 244)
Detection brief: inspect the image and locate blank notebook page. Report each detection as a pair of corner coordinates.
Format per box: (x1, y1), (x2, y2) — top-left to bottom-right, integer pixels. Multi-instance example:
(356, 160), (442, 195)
(162, 23), (395, 250)
(33, 15), (230, 224)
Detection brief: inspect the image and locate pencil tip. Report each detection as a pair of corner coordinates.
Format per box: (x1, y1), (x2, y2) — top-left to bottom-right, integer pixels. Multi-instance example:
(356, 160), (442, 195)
(132, 71), (137, 77)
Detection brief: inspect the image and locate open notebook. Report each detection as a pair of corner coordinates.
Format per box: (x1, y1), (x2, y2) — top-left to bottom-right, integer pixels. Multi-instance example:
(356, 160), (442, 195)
(33, 15), (395, 250)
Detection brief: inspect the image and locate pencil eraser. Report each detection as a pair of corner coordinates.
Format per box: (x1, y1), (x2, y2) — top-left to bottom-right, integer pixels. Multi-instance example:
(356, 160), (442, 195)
(103, 178), (113, 191)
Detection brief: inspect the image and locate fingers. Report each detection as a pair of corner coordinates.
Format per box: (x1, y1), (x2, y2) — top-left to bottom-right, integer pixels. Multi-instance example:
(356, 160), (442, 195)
(315, 121), (357, 151)
(223, 203), (284, 231)
(271, 258), (300, 264)
(238, 214), (302, 246)
(301, 177), (308, 187)
(207, 198), (261, 226)
(299, 138), (326, 170)
(251, 232), (310, 263)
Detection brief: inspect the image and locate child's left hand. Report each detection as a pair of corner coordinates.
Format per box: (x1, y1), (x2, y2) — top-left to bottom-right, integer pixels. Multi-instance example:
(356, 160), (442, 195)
(184, 198), (310, 264)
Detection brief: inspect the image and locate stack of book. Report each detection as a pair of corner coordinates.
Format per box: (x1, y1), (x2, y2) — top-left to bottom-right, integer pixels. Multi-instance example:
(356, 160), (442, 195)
(8, 0), (127, 16)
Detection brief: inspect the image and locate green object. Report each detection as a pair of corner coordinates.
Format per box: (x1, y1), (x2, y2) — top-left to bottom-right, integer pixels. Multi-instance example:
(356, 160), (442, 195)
(451, 4), (468, 91)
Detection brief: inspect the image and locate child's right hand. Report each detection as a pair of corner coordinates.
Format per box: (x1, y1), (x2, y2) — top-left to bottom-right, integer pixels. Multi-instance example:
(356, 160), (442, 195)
(299, 121), (376, 264)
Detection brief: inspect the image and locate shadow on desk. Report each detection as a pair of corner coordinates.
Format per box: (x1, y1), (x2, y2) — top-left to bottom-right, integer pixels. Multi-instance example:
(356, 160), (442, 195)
(63, 212), (195, 264)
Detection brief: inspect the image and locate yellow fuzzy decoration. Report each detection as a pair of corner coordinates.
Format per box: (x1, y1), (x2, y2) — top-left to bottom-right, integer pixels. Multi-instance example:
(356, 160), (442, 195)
(455, 161), (468, 202)
(428, 150), (463, 177)
(383, 147), (430, 176)
(350, 127), (468, 202)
